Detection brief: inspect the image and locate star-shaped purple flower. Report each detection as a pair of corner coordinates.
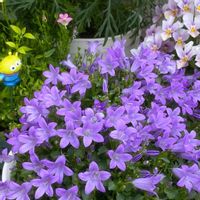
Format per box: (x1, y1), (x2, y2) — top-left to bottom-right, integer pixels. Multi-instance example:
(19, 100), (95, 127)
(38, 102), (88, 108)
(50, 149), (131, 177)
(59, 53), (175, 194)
(81, 108), (104, 126)
(42, 86), (65, 108)
(78, 161), (111, 194)
(22, 151), (46, 175)
(35, 118), (57, 143)
(44, 155), (73, 184)
(87, 41), (101, 55)
(57, 122), (80, 149)
(56, 99), (82, 125)
(43, 64), (60, 85)
(99, 54), (118, 76)
(32, 170), (57, 199)
(0, 181), (10, 200)
(60, 54), (77, 69)
(75, 123), (104, 147)
(105, 106), (125, 128)
(56, 186), (80, 200)
(7, 182), (32, 200)
(20, 98), (49, 123)
(18, 127), (41, 153)
(108, 144), (132, 171)
(173, 164), (200, 192)
(132, 174), (165, 195)
(7, 128), (22, 153)
(0, 148), (14, 163)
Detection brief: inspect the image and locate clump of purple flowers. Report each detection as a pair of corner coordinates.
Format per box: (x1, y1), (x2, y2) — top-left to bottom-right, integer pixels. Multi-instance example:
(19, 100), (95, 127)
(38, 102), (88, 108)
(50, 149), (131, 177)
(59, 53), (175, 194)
(0, 41), (199, 199)
(1, 3), (200, 198)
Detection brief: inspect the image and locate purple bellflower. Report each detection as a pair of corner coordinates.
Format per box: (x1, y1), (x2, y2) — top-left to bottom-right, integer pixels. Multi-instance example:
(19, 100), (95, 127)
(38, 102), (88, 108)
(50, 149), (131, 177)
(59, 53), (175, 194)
(44, 155), (73, 184)
(7, 182), (32, 200)
(57, 122), (80, 149)
(173, 164), (200, 192)
(22, 151), (46, 175)
(132, 174), (165, 195)
(56, 186), (80, 200)
(43, 64), (60, 85)
(0, 148), (14, 163)
(35, 118), (57, 143)
(75, 123), (104, 147)
(32, 170), (57, 199)
(108, 144), (132, 171)
(78, 161), (111, 194)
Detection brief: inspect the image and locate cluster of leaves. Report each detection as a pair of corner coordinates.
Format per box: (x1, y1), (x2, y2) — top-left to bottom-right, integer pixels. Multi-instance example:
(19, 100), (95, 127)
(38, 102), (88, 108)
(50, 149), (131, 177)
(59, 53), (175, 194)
(5, 25), (35, 54)
(0, 1), (75, 133)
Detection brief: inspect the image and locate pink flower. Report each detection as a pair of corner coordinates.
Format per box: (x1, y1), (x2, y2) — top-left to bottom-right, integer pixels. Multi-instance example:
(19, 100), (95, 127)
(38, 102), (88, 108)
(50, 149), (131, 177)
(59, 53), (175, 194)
(57, 13), (72, 26)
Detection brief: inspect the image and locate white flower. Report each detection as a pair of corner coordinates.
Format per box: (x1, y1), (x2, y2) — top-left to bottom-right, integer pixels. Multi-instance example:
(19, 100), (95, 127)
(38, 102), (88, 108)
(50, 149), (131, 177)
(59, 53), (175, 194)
(183, 13), (200, 38)
(175, 41), (195, 69)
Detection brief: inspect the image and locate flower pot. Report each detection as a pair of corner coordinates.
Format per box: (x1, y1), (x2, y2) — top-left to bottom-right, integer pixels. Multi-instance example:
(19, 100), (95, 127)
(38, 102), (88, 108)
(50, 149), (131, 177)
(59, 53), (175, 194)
(69, 31), (140, 58)
(2, 151), (15, 182)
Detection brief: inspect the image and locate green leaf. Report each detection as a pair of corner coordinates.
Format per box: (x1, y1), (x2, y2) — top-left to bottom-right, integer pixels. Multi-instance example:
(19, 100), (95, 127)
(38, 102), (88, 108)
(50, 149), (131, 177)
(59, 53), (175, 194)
(24, 33), (35, 39)
(116, 193), (125, 200)
(108, 181), (116, 191)
(5, 41), (16, 48)
(10, 25), (21, 35)
(44, 49), (55, 58)
(17, 47), (26, 54)
(132, 195), (144, 200)
(97, 146), (108, 155)
(18, 46), (32, 52)
(21, 27), (26, 35)
(160, 157), (170, 163)
(35, 54), (43, 59)
(164, 188), (179, 199)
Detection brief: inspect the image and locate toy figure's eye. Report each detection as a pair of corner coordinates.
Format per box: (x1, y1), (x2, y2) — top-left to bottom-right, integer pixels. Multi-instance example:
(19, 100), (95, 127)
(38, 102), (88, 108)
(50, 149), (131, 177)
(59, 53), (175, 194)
(16, 60), (21, 66)
(10, 65), (16, 71)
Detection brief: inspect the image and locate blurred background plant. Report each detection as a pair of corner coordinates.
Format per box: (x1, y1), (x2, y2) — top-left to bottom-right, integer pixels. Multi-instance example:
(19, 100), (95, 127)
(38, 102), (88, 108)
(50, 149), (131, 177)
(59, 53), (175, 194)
(74, 0), (165, 43)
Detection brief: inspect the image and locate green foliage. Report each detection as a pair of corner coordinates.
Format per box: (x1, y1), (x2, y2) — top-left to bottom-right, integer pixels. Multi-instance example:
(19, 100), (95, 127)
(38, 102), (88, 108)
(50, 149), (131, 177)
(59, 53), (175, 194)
(0, 24), (39, 131)
(0, 1), (74, 133)
(6, 24), (35, 54)
(74, 0), (161, 43)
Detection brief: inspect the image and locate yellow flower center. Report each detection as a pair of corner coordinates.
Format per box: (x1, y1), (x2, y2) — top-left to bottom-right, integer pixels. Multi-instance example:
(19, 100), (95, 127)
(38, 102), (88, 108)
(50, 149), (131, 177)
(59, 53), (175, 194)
(196, 5), (200, 12)
(183, 4), (190, 12)
(182, 56), (189, 63)
(165, 29), (172, 36)
(177, 38), (183, 45)
(190, 26), (196, 33)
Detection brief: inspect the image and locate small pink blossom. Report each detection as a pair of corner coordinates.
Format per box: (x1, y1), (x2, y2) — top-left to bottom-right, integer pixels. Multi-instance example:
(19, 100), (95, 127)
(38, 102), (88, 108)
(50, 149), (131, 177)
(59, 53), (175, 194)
(57, 13), (72, 26)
